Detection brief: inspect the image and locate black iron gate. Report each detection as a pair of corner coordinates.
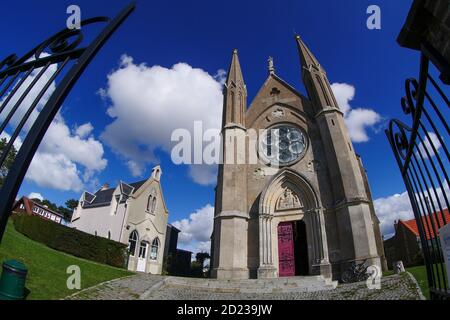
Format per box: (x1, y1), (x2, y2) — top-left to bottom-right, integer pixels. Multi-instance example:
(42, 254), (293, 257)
(0, 3), (135, 243)
(386, 47), (449, 299)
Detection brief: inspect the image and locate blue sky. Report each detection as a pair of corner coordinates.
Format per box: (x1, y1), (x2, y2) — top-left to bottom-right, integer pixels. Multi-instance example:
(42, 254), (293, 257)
(1, 0), (430, 250)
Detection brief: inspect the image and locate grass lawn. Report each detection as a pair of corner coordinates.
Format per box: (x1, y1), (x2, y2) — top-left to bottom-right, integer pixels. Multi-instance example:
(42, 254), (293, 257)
(383, 265), (430, 299)
(407, 265), (429, 300)
(0, 220), (133, 300)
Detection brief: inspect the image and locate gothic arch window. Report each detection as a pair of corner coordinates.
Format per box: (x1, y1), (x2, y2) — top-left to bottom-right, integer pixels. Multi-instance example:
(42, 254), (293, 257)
(108, 231), (111, 239)
(147, 195), (153, 212)
(151, 196), (157, 213)
(230, 91), (235, 123)
(150, 238), (160, 260)
(128, 230), (139, 256)
(238, 91), (242, 123)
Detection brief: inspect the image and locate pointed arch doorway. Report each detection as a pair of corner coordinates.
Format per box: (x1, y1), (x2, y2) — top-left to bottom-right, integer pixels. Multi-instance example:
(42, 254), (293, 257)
(257, 169), (331, 279)
(277, 220), (308, 277)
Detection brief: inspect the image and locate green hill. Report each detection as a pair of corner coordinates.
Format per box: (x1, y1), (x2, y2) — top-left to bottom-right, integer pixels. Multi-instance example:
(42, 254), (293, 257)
(0, 220), (133, 300)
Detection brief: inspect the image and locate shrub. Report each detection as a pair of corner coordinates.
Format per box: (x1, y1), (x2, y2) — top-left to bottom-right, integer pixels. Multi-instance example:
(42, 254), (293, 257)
(13, 214), (128, 268)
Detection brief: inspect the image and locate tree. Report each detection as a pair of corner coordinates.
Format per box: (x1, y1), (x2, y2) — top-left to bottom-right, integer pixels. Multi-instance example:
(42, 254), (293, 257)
(58, 206), (73, 221)
(195, 252), (210, 270)
(0, 138), (18, 188)
(40, 199), (58, 212)
(65, 199), (78, 210)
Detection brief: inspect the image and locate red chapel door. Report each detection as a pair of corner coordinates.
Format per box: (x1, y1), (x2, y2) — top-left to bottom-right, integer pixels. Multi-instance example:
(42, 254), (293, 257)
(278, 221), (295, 277)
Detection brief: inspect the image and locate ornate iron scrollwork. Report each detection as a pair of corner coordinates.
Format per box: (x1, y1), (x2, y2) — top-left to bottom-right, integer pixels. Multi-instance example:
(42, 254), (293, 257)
(385, 51), (449, 300)
(0, 3), (135, 243)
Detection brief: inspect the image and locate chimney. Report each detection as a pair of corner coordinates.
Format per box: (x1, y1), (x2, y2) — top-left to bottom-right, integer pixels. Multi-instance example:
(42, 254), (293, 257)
(100, 183), (110, 191)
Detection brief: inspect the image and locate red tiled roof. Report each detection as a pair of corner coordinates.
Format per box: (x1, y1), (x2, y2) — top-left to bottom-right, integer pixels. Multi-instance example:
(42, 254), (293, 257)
(398, 208), (450, 240)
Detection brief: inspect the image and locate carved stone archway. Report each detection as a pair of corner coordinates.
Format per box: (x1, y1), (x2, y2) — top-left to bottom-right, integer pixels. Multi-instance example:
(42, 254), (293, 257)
(257, 169), (331, 278)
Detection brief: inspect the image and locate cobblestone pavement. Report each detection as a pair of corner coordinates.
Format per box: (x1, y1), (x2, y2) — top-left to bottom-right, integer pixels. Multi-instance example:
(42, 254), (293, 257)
(67, 273), (423, 300)
(66, 273), (165, 300)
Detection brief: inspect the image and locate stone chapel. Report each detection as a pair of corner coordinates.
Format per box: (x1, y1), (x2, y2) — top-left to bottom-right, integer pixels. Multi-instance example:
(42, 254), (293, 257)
(210, 35), (386, 280)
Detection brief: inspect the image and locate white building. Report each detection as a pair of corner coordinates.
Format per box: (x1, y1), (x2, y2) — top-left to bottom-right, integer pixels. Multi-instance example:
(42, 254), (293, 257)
(71, 165), (168, 274)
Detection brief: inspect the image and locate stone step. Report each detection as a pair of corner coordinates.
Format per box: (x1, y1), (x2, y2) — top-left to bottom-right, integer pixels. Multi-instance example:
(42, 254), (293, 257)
(164, 276), (337, 293)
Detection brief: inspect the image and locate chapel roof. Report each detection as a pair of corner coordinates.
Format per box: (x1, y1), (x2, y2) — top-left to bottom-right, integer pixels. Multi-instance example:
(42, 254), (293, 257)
(82, 179), (147, 209)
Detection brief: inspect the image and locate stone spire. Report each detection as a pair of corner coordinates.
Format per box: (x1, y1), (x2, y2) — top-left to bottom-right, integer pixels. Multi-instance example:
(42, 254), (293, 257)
(226, 49), (245, 87)
(294, 35), (339, 112)
(295, 34), (321, 71)
(222, 49), (247, 128)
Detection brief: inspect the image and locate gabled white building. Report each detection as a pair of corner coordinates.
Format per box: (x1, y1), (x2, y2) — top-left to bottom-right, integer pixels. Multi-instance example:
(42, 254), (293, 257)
(71, 166), (168, 274)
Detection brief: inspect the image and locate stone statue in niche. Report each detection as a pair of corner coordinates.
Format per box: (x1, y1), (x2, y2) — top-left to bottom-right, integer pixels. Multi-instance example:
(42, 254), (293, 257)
(277, 187), (301, 210)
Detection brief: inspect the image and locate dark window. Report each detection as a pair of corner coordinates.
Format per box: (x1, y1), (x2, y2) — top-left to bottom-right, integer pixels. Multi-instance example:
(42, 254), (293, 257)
(129, 230), (138, 256)
(147, 195), (153, 212)
(150, 238), (159, 260)
(151, 197), (157, 213)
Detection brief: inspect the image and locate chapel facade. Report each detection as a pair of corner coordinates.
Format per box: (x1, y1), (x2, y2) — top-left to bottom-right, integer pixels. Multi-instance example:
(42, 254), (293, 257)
(210, 36), (386, 280)
(71, 165), (169, 274)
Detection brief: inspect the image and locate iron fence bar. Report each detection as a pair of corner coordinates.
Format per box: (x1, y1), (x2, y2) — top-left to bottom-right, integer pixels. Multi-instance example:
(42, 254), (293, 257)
(0, 57), (71, 167)
(404, 170), (435, 290)
(0, 70), (31, 115)
(407, 162), (443, 291)
(427, 74), (450, 108)
(415, 131), (449, 224)
(401, 55), (429, 175)
(0, 71), (20, 98)
(0, 49), (84, 79)
(0, 2), (135, 243)
(0, 62), (52, 134)
(410, 152), (447, 291)
(385, 120), (436, 290)
(420, 106), (450, 160)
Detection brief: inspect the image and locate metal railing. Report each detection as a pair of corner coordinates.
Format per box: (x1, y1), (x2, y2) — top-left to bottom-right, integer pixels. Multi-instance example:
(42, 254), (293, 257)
(386, 44), (450, 300)
(0, 3), (135, 243)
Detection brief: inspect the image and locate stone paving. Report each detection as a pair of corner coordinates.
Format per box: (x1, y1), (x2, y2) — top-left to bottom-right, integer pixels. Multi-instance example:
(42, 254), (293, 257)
(66, 273), (165, 300)
(67, 272), (424, 300)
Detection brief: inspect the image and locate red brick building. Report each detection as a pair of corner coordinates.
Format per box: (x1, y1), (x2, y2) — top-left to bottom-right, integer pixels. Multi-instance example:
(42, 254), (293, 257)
(384, 209), (450, 268)
(12, 196), (70, 226)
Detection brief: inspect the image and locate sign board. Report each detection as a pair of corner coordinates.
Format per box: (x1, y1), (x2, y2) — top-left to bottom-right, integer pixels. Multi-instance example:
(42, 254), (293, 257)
(439, 223), (450, 289)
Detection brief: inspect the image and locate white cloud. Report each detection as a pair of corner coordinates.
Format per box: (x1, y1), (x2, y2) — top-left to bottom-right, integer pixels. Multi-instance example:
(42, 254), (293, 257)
(374, 182), (449, 238)
(99, 55), (223, 183)
(331, 82), (381, 143)
(75, 122), (94, 139)
(28, 192), (43, 201)
(345, 108), (381, 143)
(0, 54), (107, 192)
(26, 152), (83, 191)
(38, 115), (107, 181)
(416, 132), (443, 159)
(213, 69), (227, 86)
(330, 82), (354, 115)
(374, 191), (414, 238)
(188, 165), (217, 186)
(172, 204), (214, 254)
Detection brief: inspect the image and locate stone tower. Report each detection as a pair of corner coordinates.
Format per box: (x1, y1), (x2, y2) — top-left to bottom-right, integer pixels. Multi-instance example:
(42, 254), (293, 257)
(210, 37), (383, 280)
(210, 49), (250, 279)
(295, 35), (382, 271)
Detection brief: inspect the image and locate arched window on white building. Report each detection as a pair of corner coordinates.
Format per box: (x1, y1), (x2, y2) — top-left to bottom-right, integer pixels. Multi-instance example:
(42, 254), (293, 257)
(147, 195), (153, 212)
(151, 196), (157, 213)
(128, 230), (139, 256)
(150, 238), (159, 260)
(147, 193), (157, 214)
